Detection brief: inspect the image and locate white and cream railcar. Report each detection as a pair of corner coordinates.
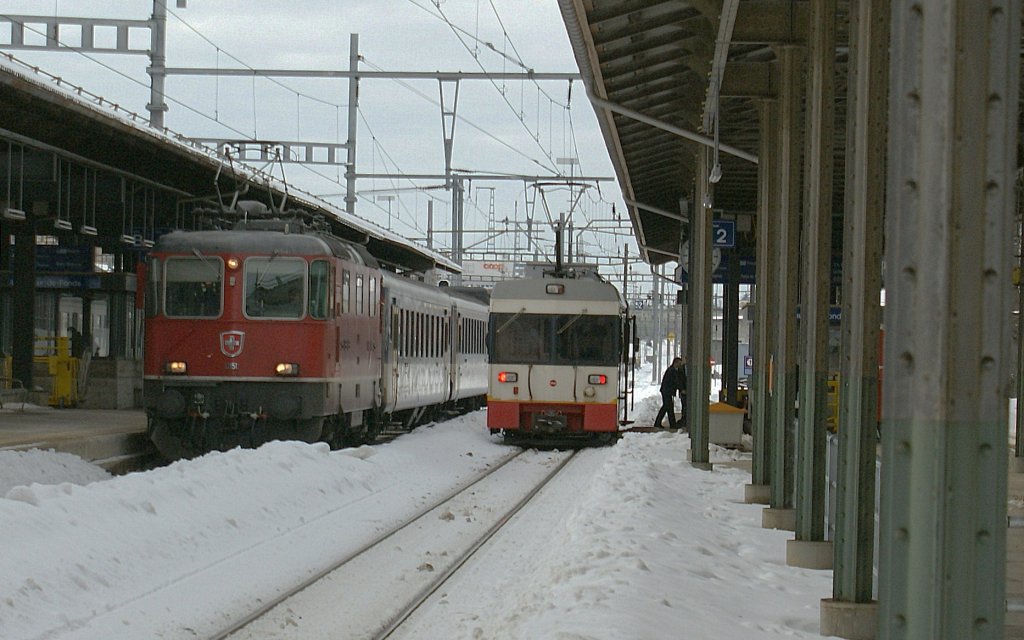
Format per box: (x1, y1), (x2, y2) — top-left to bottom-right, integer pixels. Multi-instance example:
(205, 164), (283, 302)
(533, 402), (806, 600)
(486, 275), (627, 444)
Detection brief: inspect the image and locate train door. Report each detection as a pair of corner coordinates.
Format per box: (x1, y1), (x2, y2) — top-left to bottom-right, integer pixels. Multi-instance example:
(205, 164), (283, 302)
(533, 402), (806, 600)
(386, 302), (400, 413)
(619, 313), (637, 424)
(448, 307), (458, 402)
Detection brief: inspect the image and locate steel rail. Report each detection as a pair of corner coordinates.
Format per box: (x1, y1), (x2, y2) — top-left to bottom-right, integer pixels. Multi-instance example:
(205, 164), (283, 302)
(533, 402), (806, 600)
(374, 449), (580, 639)
(210, 448), (527, 640)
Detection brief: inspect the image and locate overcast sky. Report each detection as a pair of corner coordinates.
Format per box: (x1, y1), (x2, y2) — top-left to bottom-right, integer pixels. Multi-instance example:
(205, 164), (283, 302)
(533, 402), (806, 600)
(2, 0), (640, 278)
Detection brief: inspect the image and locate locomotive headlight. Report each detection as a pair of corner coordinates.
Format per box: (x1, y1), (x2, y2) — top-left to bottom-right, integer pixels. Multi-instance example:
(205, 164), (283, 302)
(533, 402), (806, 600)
(588, 374), (607, 385)
(226, 257), (240, 270)
(583, 386), (596, 398)
(497, 371), (518, 383)
(165, 361), (187, 374)
(275, 362), (300, 376)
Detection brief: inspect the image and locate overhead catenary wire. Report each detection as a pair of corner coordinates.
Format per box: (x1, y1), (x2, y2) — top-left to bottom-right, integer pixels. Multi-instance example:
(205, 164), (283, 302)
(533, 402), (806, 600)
(0, 15), (256, 141)
(360, 57), (553, 173)
(412, 0), (562, 174)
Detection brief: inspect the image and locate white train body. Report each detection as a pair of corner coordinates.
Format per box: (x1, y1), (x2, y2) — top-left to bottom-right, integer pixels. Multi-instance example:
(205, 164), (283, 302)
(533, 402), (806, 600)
(486, 275), (626, 441)
(380, 273), (488, 421)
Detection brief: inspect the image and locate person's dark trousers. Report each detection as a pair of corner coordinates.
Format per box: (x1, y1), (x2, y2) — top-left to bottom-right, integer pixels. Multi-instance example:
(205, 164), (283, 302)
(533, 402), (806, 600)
(655, 392), (677, 429)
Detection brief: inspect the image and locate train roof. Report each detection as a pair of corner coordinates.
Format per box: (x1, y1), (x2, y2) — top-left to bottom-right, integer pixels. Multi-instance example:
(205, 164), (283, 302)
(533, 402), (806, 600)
(489, 277), (624, 316)
(152, 226), (378, 268)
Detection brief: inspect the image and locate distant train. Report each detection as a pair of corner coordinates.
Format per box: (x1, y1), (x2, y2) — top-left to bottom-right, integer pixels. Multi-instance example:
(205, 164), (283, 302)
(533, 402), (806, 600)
(486, 272), (633, 445)
(142, 205), (488, 459)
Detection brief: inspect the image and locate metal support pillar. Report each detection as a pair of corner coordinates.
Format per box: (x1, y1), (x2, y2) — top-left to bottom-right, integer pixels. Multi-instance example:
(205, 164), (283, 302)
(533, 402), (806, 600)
(1018, 232), (1024, 464)
(723, 253), (739, 405)
(452, 179), (465, 276)
(688, 150), (713, 470)
(791, 0), (836, 567)
(822, 0), (888, 633)
(879, 1), (1019, 638)
(345, 34), (359, 215)
(146, 0), (168, 130)
(653, 266), (663, 384)
(426, 199), (434, 250)
(12, 228), (34, 389)
(749, 98), (778, 498)
(767, 46), (803, 521)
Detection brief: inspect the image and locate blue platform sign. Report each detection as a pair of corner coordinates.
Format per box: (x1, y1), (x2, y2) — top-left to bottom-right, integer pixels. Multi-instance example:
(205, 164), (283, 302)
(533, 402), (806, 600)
(712, 220), (735, 248)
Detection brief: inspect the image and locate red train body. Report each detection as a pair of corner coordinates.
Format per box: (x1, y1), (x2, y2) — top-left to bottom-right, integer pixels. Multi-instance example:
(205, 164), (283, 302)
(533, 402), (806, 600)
(143, 213), (487, 459)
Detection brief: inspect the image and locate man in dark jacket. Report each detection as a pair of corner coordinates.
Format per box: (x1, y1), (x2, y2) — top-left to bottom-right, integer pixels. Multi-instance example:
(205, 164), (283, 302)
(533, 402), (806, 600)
(655, 357), (683, 429)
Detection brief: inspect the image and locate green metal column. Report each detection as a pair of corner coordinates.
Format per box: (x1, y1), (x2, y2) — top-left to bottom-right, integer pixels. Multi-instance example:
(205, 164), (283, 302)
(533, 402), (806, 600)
(827, 0), (888, 621)
(879, 1), (1018, 637)
(794, 0), (836, 551)
(688, 151), (713, 470)
(769, 45), (803, 514)
(750, 97), (778, 493)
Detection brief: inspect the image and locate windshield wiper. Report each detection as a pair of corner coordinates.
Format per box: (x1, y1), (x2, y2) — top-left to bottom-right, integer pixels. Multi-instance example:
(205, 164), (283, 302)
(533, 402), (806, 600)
(254, 250), (280, 289)
(191, 248), (221, 280)
(496, 308), (527, 334)
(557, 309), (588, 335)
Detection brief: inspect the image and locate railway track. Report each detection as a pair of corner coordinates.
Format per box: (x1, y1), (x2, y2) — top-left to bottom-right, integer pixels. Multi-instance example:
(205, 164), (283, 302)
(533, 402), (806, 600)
(223, 448), (579, 640)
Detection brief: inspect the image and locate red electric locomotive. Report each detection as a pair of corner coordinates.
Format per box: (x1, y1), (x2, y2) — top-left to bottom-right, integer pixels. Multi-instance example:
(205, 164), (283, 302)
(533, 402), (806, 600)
(144, 204), (396, 458)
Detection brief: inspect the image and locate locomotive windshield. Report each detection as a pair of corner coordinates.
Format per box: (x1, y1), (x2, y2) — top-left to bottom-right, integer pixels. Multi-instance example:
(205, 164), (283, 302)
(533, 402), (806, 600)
(490, 313), (620, 366)
(164, 257), (223, 318)
(244, 257), (306, 318)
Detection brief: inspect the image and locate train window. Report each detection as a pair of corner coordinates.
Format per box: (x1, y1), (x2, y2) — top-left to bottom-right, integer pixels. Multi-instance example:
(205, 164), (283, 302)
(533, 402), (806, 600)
(244, 257), (305, 319)
(356, 274), (365, 315)
(145, 257), (161, 318)
(556, 314), (621, 366)
(342, 271), (351, 314)
(400, 309), (407, 356)
(309, 260), (329, 319)
(490, 314), (549, 364)
(164, 256), (223, 318)
(368, 277), (377, 317)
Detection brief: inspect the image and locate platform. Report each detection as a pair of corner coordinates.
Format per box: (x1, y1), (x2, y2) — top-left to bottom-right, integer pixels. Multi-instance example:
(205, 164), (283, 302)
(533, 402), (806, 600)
(0, 404), (154, 473)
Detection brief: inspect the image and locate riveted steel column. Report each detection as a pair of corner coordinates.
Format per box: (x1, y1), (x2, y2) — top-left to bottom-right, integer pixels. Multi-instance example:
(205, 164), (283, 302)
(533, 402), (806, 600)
(750, 97), (778, 493)
(345, 34), (359, 216)
(832, 0), (888, 606)
(768, 45), (803, 514)
(793, 0), (836, 554)
(146, 0), (168, 130)
(689, 150), (713, 470)
(1017, 244), (1024, 461)
(879, 1), (1018, 638)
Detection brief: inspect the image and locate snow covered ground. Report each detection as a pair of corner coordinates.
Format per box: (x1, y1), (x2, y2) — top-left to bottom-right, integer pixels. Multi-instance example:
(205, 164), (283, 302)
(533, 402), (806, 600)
(0, 370), (838, 640)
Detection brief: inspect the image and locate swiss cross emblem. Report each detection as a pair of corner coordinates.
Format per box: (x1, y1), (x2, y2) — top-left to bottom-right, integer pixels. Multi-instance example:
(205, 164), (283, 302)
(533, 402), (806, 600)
(220, 331), (245, 358)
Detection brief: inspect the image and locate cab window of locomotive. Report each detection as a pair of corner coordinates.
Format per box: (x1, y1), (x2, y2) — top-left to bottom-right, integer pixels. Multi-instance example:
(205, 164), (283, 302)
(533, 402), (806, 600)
(164, 257), (223, 318)
(309, 260), (330, 319)
(356, 274), (365, 315)
(145, 257), (161, 318)
(491, 313), (549, 364)
(342, 271), (351, 314)
(244, 257), (305, 319)
(556, 314), (620, 365)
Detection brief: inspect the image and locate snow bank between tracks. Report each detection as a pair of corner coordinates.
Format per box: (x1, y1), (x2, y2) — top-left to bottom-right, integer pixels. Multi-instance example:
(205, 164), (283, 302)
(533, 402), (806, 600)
(0, 414), (507, 640)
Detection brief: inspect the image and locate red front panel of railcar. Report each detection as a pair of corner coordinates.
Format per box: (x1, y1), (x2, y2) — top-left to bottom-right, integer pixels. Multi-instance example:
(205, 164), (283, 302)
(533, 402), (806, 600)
(487, 400), (619, 433)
